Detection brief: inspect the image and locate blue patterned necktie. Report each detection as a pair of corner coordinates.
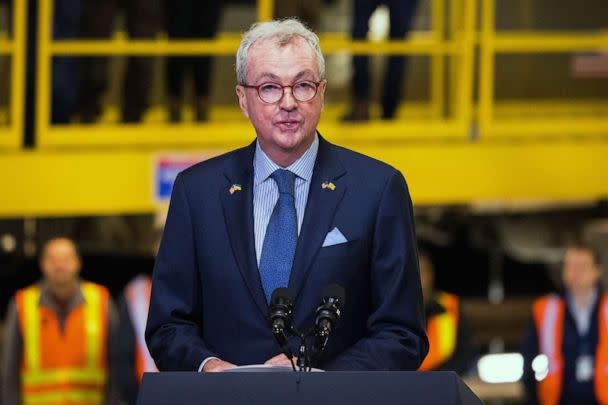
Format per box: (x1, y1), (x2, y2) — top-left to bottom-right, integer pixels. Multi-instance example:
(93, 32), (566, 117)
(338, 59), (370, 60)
(259, 169), (298, 303)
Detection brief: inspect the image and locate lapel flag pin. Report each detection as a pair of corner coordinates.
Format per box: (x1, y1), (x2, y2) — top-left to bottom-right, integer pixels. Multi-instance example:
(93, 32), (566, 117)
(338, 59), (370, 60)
(229, 184), (242, 195)
(321, 181), (336, 191)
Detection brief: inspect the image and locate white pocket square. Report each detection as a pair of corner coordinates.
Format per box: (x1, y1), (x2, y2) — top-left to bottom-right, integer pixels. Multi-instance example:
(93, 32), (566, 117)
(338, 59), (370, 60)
(322, 227), (348, 247)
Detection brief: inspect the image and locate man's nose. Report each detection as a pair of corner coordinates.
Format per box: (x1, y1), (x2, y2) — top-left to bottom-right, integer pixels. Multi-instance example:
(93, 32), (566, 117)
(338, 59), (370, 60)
(279, 87), (297, 111)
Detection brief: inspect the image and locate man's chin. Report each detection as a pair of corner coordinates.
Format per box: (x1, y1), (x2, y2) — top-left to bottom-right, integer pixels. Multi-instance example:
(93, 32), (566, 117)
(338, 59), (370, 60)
(274, 131), (304, 149)
(49, 278), (76, 289)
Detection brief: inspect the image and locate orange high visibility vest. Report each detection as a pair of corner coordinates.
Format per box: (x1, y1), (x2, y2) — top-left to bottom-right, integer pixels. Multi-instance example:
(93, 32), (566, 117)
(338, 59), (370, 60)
(419, 292), (459, 371)
(15, 282), (109, 405)
(533, 294), (608, 405)
(125, 275), (158, 382)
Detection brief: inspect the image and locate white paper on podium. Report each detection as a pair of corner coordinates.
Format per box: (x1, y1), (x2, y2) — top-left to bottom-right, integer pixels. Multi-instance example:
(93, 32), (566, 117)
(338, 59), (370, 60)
(224, 364), (324, 372)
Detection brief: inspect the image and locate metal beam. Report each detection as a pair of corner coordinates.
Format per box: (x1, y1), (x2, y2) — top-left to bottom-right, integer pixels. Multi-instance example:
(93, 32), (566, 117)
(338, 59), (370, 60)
(1, 139), (608, 217)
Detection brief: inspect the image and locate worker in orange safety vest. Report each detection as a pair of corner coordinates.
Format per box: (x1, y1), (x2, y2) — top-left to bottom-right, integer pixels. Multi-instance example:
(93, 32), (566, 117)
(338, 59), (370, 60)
(418, 249), (477, 374)
(522, 244), (608, 405)
(116, 274), (158, 404)
(1, 237), (120, 405)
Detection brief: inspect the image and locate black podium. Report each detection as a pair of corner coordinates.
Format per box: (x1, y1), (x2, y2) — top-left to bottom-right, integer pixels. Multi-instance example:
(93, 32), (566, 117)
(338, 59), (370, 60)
(136, 371), (484, 404)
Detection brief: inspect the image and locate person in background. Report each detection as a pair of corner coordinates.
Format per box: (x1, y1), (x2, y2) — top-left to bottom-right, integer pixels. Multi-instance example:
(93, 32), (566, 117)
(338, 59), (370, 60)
(1, 237), (120, 405)
(165, 0), (223, 122)
(78, 0), (161, 123)
(521, 244), (608, 405)
(274, 0), (322, 31)
(116, 274), (158, 405)
(51, 0), (82, 124)
(342, 0), (420, 121)
(418, 249), (477, 374)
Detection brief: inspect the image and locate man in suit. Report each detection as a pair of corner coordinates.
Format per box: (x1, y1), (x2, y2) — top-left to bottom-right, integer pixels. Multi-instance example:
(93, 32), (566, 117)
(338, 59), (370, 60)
(521, 244), (608, 405)
(145, 18), (428, 372)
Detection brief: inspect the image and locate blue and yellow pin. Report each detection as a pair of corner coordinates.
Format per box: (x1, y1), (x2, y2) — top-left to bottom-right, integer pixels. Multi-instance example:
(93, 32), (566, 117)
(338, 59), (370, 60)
(321, 181), (336, 191)
(229, 184), (242, 195)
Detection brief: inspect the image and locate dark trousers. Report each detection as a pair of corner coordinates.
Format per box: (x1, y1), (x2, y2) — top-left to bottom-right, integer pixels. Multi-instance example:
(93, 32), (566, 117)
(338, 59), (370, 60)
(351, 0), (419, 119)
(165, 0), (222, 99)
(78, 0), (160, 122)
(274, 0), (321, 31)
(52, 0), (82, 123)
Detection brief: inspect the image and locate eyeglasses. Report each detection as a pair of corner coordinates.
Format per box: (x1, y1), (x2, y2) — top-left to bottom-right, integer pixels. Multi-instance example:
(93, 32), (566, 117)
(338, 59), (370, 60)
(240, 80), (324, 104)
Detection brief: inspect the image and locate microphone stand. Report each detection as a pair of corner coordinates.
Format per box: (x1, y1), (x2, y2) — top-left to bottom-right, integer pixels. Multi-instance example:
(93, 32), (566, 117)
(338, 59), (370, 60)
(292, 326), (311, 372)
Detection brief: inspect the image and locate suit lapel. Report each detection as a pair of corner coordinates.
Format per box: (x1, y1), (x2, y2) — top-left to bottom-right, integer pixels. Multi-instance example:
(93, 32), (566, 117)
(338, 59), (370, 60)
(289, 137), (347, 299)
(220, 142), (268, 317)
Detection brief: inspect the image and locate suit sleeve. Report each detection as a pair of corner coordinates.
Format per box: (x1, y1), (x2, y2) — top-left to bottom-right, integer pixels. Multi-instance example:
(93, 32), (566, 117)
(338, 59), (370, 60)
(104, 297), (122, 405)
(1, 298), (21, 405)
(324, 170), (429, 370)
(115, 296), (138, 405)
(145, 173), (216, 371)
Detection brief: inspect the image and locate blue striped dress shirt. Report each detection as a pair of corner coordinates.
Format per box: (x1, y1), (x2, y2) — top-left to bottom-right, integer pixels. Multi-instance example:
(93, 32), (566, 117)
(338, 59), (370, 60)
(253, 134), (319, 266)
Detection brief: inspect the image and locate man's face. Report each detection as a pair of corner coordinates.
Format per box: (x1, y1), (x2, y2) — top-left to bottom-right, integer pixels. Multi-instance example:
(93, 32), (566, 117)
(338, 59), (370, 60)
(41, 239), (81, 289)
(562, 248), (601, 296)
(236, 36), (326, 163)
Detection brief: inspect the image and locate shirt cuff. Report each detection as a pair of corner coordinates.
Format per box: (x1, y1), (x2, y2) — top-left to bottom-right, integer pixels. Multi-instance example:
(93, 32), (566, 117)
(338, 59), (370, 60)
(198, 357), (220, 372)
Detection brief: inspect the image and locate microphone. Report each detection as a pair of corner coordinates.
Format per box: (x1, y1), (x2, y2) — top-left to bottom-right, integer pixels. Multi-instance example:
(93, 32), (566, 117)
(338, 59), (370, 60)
(268, 288), (295, 363)
(313, 284), (345, 359)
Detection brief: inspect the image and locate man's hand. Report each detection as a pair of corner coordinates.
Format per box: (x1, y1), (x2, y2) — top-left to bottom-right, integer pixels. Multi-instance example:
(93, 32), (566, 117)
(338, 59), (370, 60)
(264, 353), (297, 367)
(203, 358), (236, 372)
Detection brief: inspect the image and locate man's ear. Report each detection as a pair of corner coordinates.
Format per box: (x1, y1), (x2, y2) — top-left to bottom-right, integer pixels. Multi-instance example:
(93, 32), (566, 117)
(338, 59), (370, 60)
(236, 85), (249, 119)
(319, 80), (327, 112)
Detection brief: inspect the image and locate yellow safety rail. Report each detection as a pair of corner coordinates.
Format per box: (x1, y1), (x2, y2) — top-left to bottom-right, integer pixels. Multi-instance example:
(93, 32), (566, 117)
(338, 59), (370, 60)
(28, 0), (608, 148)
(478, 0), (608, 138)
(35, 0), (476, 148)
(0, 0), (26, 149)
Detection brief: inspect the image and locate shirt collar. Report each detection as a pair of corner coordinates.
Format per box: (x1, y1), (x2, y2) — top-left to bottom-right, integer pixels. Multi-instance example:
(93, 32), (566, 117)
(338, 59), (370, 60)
(254, 133), (319, 186)
(567, 287), (599, 314)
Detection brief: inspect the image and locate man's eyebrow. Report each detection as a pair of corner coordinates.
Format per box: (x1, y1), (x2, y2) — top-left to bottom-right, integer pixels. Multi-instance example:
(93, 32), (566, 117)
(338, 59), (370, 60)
(255, 72), (281, 82)
(294, 70), (316, 80)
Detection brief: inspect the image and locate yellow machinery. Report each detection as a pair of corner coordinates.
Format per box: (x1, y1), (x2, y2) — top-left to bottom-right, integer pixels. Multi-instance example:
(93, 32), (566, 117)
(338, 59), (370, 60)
(0, 0), (607, 217)
(478, 0), (608, 137)
(34, 0), (474, 146)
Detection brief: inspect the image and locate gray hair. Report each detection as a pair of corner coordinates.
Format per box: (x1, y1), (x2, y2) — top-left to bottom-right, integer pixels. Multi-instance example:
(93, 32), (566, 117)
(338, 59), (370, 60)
(236, 18), (325, 85)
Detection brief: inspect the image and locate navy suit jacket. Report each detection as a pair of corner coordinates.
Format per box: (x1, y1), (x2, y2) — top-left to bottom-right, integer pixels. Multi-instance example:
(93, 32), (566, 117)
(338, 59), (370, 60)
(146, 136), (428, 371)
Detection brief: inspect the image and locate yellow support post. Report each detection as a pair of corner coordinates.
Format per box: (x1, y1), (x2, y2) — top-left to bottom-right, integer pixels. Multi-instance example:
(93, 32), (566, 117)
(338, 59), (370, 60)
(449, 0), (462, 120)
(10, 0), (27, 149)
(456, 0), (476, 136)
(430, 0), (445, 119)
(36, 0), (53, 147)
(0, 0), (26, 149)
(257, 0), (274, 22)
(478, 0), (495, 139)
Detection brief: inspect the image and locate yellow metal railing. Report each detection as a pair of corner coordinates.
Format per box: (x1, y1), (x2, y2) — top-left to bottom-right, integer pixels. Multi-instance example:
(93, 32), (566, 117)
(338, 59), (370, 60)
(478, 0), (608, 138)
(22, 0), (608, 149)
(0, 0), (26, 149)
(35, 0), (476, 148)
(2, 0), (608, 216)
